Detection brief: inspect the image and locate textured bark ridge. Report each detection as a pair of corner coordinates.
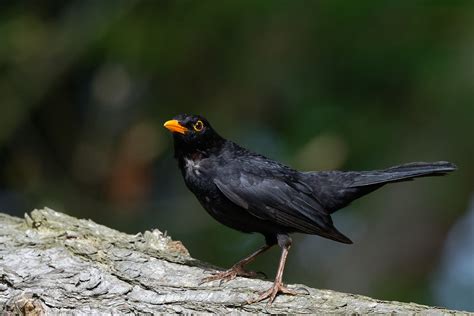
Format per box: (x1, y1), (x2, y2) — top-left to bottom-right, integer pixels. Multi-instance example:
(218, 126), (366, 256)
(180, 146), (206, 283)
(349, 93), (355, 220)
(0, 208), (467, 314)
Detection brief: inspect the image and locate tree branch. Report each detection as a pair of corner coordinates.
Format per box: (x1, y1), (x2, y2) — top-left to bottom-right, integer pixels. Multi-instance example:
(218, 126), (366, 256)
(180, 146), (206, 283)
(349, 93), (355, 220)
(0, 208), (466, 314)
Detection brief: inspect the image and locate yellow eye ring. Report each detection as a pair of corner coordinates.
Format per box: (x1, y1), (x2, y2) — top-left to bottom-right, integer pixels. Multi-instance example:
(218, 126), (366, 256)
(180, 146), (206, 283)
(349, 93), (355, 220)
(193, 120), (204, 132)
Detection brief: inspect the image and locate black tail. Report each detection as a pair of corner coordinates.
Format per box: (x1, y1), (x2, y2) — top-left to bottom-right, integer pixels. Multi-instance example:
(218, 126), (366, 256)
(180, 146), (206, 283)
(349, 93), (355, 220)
(306, 161), (456, 213)
(348, 161), (457, 187)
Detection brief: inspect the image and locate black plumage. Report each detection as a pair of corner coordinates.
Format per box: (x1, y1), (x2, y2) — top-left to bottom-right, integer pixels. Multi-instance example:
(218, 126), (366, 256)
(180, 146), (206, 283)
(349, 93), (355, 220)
(164, 114), (456, 304)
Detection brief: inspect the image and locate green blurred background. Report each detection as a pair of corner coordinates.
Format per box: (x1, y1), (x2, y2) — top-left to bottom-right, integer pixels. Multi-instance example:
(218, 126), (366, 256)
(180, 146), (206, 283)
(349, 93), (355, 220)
(1, 1), (473, 311)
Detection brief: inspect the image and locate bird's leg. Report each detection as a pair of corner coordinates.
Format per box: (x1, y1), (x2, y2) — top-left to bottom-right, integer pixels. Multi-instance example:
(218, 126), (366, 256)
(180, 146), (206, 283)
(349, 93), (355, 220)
(248, 235), (299, 305)
(201, 244), (273, 284)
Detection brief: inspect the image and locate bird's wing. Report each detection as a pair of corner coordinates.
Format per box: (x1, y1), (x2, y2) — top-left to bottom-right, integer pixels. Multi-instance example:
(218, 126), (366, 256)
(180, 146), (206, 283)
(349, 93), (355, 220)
(213, 167), (352, 243)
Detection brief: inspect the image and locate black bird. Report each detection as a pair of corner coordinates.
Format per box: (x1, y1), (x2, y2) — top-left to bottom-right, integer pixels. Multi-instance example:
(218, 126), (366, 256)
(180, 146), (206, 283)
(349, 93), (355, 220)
(164, 114), (456, 304)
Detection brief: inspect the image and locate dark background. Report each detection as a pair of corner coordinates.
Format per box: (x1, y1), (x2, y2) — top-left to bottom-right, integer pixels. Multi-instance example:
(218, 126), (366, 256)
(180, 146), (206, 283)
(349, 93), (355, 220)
(1, 1), (473, 311)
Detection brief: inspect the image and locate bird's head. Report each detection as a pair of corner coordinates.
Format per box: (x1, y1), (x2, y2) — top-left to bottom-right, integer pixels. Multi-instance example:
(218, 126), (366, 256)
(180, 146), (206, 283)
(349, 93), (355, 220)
(163, 114), (224, 157)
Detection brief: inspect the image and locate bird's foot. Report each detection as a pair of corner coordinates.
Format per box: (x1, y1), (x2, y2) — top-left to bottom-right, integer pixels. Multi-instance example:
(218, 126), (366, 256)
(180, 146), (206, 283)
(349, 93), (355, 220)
(248, 281), (299, 305)
(200, 265), (261, 285)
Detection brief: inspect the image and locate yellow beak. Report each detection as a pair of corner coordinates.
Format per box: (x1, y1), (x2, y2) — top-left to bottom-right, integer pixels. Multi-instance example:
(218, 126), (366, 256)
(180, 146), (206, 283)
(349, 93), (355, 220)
(163, 119), (188, 134)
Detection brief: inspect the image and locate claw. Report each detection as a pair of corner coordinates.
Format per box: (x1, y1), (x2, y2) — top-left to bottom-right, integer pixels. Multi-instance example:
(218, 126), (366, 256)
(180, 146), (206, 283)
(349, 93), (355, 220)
(199, 244), (273, 286)
(295, 286), (310, 295)
(256, 271), (268, 279)
(247, 281), (299, 305)
(200, 265), (259, 285)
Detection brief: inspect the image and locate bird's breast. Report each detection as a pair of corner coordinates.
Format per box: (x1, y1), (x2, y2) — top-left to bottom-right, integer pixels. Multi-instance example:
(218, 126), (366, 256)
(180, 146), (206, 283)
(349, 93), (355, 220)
(181, 156), (215, 194)
(184, 157), (203, 177)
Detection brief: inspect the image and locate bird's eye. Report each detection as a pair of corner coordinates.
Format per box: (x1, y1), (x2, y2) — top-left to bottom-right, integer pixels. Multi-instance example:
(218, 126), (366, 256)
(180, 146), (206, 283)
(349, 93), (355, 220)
(193, 120), (204, 132)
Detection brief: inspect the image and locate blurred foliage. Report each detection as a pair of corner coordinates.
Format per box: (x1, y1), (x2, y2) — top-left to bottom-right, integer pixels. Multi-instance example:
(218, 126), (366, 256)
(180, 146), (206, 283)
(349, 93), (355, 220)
(0, 1), (473, 311)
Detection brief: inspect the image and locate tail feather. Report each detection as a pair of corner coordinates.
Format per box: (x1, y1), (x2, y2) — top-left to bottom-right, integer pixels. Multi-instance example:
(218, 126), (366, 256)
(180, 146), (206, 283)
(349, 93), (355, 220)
(349, 161), (457, 187)
(305, 161), (456, 214)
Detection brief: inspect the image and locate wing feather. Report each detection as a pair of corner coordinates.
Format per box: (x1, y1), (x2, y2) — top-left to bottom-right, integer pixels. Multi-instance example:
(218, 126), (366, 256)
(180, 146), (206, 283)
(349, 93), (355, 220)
(213, 170), (352, 243)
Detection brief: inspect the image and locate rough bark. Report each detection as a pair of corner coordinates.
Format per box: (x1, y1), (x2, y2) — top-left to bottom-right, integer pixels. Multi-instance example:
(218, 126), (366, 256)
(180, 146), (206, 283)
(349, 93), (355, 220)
(0, 208), (468, 315)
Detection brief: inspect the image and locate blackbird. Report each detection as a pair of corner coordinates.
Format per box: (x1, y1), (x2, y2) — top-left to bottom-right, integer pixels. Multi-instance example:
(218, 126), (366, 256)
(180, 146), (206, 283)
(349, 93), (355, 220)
(164, 114), (456, 304)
